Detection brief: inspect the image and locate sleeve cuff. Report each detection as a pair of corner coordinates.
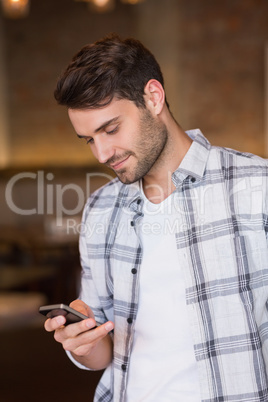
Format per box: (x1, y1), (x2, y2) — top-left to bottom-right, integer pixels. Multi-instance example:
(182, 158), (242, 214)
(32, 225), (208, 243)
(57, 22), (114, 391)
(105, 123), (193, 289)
(65, 350), (94, 371)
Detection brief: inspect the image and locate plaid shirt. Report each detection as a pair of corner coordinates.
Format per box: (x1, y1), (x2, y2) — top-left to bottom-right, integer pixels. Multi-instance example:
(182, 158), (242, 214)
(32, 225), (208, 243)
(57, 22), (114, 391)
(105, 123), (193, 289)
(76, 129), (268, 401)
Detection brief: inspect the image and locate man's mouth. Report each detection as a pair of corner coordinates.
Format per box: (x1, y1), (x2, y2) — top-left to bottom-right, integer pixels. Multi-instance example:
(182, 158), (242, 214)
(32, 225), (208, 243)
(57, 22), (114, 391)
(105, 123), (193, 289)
(109, 155), (130, 171)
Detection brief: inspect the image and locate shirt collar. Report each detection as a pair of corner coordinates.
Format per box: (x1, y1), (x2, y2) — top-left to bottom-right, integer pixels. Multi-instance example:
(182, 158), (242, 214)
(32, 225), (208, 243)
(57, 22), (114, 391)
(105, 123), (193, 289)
(172, 129), (211, 186)
(123, 181), (143, 212)
(126, 129), (211, 209)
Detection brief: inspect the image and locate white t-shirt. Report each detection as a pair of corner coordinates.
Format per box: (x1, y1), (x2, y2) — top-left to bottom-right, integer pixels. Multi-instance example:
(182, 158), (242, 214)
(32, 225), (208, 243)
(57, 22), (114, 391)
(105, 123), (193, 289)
(126, 191), (200, 401)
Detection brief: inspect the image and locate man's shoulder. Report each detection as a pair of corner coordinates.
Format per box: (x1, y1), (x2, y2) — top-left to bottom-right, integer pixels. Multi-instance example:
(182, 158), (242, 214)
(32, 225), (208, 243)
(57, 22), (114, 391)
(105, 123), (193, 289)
(211, 144), (268, 169)
(92, 176), (123, 196)
(88, 176), (124, 205)
(83, 177), (132, 220)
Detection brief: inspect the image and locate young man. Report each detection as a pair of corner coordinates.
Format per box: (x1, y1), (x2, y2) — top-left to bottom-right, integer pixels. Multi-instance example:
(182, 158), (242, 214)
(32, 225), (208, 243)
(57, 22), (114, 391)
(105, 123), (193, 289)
(45, 34), (268, 401)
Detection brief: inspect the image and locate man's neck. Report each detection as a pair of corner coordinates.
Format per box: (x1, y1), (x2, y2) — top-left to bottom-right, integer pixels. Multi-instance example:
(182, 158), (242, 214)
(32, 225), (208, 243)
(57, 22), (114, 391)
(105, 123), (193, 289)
(142, 124), (192, 204)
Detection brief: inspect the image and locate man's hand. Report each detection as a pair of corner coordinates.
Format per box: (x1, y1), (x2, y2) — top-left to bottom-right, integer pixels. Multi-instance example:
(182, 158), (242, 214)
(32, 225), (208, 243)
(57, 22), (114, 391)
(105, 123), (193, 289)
(44, 299), (114, 370)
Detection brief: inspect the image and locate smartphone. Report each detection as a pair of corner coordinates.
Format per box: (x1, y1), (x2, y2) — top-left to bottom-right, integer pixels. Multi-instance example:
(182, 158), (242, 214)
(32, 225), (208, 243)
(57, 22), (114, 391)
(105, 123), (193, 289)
(39, 303), (90, 326)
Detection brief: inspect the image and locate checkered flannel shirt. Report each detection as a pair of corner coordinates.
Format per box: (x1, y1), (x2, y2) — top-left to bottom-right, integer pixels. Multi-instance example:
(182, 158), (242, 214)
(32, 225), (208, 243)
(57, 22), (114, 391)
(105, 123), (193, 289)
(72, 129), (268, 401)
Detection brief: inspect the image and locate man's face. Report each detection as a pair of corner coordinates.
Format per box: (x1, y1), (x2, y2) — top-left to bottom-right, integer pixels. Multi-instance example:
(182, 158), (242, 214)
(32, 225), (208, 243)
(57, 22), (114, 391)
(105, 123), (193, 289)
(68, 98), (168, 184)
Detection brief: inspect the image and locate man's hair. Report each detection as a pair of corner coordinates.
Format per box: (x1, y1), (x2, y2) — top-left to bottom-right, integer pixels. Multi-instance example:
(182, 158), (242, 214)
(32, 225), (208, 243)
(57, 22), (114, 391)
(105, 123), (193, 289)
(54, 33), (168, 109)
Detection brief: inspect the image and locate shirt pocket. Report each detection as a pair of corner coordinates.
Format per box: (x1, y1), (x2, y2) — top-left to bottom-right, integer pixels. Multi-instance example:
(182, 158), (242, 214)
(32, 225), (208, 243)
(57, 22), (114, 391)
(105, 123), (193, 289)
(191, 231), (268, 307)
(212, 231), (268, 314)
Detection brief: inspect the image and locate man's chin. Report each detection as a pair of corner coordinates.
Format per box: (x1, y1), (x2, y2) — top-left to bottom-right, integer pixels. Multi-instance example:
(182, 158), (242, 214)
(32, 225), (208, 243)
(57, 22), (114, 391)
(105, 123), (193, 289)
(114, 170), (137, 185)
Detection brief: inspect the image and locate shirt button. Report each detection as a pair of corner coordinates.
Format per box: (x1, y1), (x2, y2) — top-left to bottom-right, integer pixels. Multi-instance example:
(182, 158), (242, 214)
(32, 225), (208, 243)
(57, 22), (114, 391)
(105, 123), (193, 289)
(191, 177), (196, 183)
(130, 221), (134, 226)
(121, 364), (127, 371)
(137, 198), (142, 204)
(131, 268), (137, 274)
(127, 317), (133, 324)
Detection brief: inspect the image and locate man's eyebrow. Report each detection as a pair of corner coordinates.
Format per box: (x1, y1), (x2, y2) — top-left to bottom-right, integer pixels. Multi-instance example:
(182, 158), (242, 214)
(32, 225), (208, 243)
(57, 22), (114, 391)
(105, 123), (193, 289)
(76, 116), (120, 139)
(94, 116), (120, 133)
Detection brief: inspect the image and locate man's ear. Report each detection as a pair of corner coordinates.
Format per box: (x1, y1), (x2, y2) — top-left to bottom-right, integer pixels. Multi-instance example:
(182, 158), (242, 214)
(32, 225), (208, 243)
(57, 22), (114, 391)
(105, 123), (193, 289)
(144, 79), (165, 115)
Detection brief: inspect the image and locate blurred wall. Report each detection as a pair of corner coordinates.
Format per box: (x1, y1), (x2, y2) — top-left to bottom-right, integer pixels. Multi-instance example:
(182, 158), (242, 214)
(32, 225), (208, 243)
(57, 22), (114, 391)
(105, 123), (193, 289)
(1, 0), (267, 228)
(0, 15), (10, 167)
(1, 0), (139, 167)
(0, 0), (267, 170)
(177, 0), (268, 155)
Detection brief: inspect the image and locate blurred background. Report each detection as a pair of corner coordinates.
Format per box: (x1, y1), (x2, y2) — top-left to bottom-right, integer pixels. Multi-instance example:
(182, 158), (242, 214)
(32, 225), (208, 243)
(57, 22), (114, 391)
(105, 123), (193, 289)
(0, 0), (267, 400)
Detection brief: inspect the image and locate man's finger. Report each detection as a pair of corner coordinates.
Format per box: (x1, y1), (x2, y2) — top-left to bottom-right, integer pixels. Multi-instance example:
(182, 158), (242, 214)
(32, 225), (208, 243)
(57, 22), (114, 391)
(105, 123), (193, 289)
(44, 315), (66, 332)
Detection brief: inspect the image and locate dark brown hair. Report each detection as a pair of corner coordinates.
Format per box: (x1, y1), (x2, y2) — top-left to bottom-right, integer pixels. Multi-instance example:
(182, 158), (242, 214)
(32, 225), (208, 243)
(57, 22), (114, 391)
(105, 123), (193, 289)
(54, 34), (168, 109)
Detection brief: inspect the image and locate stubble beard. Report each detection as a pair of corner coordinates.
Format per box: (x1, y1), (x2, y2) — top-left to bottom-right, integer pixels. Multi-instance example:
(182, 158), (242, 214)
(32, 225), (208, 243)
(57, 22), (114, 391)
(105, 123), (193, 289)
(110, 109), (169, 185)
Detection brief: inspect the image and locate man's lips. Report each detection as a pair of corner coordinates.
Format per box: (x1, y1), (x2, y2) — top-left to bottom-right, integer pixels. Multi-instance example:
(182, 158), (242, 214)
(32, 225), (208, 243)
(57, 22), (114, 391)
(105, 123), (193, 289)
(109, 155), (130, 170)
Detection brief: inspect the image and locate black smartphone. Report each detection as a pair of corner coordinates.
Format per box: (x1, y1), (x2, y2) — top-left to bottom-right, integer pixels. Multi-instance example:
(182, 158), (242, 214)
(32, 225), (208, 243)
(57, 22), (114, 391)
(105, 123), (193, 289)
(39, 303), (89, 325)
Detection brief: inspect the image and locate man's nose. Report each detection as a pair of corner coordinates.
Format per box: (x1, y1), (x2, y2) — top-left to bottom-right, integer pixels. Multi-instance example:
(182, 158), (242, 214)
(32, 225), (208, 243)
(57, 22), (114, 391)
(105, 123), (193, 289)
(94, 136), (114, 164)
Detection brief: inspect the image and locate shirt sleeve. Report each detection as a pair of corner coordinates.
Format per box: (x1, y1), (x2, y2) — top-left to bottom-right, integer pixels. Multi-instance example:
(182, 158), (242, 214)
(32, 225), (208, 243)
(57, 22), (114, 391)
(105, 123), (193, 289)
(65, 350), (91, 370)
(65, 200), (107, 370)
(78, 201), (108, 325)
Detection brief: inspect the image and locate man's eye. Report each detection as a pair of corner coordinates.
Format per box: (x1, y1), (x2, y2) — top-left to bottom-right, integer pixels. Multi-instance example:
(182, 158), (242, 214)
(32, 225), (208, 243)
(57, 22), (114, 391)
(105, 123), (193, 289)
(106, 125), (119, 135)
(86, 138), (94, 145)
